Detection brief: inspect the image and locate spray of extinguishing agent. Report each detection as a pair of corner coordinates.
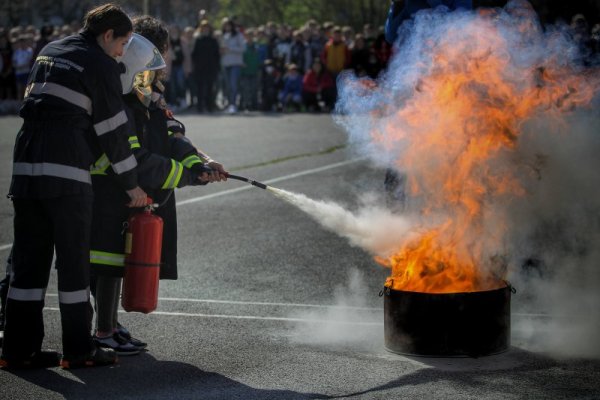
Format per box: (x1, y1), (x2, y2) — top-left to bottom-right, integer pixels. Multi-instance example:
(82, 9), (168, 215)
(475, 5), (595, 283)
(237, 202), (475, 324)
(121, 171), (381, 315)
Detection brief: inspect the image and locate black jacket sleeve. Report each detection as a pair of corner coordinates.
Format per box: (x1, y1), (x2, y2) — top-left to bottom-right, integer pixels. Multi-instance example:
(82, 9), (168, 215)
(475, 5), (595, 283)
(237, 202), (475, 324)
(90, 61), (138, 190)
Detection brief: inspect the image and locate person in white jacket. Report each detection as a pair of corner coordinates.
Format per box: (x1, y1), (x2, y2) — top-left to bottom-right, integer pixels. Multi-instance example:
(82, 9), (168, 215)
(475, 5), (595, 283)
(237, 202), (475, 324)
(220, 18), (246, 113)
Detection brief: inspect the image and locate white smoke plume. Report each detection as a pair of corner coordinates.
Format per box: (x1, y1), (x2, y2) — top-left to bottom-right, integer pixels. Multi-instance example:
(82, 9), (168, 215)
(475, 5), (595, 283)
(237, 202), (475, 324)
(277, 0), (600, 357)
(269, 187), (415, 257)
(288, 268), (383, 350)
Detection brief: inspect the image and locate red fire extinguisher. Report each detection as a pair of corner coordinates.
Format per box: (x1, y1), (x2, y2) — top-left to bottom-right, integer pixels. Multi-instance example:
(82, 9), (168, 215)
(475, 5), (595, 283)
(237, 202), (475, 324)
(121, 198), (163, 314)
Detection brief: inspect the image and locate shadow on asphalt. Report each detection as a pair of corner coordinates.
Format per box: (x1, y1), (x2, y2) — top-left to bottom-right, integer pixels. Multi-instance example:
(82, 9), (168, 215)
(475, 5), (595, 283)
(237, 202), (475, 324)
(5, 352), (332, 400)
(327, 347), (593, 399)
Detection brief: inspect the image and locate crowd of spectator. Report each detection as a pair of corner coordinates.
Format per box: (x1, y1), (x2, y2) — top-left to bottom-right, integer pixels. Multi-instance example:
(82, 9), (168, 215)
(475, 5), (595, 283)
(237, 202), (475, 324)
(173, 16), (394, 114)
(1, 12), (599, 115)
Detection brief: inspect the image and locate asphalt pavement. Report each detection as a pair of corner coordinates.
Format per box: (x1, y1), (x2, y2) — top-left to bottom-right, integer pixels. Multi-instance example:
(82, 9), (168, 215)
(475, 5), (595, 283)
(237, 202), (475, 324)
(0, 111), (598, 399)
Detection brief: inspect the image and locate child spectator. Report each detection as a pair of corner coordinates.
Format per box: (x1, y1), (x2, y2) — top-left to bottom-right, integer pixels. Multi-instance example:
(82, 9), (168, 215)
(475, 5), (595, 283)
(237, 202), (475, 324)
(306, 20), (325, 63)
(290, 29), (310, 74)
(302, 59), (335, 112)
(11, 35), (33, 100)
(273, 25), (292, 71)
(261, 58), (281, 111)
(0, 28), (15, 100)
(255, 26), (269, 65)
(279, 63), (303, 111)
(240, 28), (261, 111)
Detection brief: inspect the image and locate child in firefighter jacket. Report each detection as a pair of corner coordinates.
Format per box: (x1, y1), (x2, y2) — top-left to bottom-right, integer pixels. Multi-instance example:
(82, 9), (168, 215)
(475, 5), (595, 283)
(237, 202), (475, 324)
(90, 17), (227, 355)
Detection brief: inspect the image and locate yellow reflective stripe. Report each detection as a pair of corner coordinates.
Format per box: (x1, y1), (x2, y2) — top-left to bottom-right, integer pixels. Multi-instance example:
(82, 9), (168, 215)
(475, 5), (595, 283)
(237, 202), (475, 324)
(182, 155), (202, 168)
(91, 153), (110, 176)
(128, 135), (140, 149)
(172, 161), (184, 188)
(168, 130), (174, 136)
(90, 250), (125, 267)
(162, 159), (177, 189)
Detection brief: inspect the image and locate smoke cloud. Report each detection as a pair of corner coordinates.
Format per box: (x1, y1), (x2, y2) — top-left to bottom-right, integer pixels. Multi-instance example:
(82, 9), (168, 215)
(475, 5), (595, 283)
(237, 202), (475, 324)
(279, 0), (600, 357)
(287, 268), (383, 351)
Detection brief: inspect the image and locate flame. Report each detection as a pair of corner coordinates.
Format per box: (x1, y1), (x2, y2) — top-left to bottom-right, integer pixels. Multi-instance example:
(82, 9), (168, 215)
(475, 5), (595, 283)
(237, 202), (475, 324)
(371, 6), (599, 293)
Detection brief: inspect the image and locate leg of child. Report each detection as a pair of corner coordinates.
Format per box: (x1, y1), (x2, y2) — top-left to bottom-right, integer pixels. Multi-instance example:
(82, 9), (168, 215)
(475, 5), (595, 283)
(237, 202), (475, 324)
(95, 276), (121, 337)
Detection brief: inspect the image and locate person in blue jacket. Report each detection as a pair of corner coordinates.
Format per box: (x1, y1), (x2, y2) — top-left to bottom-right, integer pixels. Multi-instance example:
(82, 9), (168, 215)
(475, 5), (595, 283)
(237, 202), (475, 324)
(385, 0), (473, 44)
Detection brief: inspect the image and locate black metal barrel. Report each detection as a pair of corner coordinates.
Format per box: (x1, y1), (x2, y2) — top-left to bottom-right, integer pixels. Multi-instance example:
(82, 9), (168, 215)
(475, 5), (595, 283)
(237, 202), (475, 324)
(383, 285), (511, 357)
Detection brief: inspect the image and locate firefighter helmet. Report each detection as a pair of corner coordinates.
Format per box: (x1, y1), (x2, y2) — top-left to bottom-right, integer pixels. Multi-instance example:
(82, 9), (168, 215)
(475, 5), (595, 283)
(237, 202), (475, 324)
(117, 33), (166, 94)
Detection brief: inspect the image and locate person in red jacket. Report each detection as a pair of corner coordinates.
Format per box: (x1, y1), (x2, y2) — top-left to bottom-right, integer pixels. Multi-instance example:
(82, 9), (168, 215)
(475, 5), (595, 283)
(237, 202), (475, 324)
(302, 59), (335, 112)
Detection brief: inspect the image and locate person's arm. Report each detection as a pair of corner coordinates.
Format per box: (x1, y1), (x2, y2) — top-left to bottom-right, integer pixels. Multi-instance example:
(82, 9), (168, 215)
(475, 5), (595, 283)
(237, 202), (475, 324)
(164, 116), (228, 182)
(125, 113), (205, 189)
(91, 62), (146, 207)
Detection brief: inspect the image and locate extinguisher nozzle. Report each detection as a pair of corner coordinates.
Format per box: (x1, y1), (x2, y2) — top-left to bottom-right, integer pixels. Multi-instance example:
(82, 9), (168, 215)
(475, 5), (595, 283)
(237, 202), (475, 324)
(251, 181), (267, 190)
(226, 174), (268, 190)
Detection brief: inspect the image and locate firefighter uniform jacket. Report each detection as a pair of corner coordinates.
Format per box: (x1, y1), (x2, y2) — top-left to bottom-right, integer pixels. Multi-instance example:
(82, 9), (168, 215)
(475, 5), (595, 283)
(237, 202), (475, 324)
(3, 32), (140, 361)
(91, 93), (207, 280)
(10, 32), (138, 198)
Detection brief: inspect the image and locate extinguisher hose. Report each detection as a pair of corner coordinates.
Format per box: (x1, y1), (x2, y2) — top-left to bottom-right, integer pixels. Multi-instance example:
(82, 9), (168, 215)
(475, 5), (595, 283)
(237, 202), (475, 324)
(153, 190), (174, 209)
(142, 173), (266, 211)
(225, 174), (268, 190)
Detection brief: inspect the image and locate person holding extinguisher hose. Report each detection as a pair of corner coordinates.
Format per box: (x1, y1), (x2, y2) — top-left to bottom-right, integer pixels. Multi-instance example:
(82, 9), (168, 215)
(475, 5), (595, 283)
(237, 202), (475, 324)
(1, 3), (148, 370)
(89, 16), (228, 356)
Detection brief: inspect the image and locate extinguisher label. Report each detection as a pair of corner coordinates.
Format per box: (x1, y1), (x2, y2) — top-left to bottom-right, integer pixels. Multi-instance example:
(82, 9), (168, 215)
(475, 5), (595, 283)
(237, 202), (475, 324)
(125, 232), (132, 254)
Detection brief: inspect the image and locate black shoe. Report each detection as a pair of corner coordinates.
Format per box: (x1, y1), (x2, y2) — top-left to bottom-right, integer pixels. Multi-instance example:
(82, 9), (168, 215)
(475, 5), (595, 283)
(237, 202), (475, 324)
(93, 334), (140, 356)
(116, 323), (147, 349)
(60, 347), (118, 369)
(0, 350), (61, 369)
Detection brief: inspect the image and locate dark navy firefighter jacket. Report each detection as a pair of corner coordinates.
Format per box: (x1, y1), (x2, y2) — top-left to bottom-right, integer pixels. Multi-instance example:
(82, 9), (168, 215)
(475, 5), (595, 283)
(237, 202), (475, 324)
(10, 31), (138, 198)
(90, 92), (208, 280)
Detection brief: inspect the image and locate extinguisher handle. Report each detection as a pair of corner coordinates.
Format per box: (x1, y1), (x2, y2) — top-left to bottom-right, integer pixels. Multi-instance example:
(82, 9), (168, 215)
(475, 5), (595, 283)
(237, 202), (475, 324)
(144, 197), (159, 211)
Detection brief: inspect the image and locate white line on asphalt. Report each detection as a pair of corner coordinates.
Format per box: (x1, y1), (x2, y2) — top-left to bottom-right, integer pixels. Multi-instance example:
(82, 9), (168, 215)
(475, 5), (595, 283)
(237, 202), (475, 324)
(43, 293), (380, 311)
(0, 159), (363, 249)
(176, 159), (361, 206)
(44, 307), (383, 326)
(42, 294), (556, 318)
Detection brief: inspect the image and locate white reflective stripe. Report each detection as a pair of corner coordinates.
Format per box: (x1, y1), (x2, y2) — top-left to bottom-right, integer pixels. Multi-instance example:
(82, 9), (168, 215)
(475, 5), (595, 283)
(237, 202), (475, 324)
(111, 154), (137, 175)
(166, 120), (180, 128)
(26, 82), (92, 115)
(13, 162), (92, 184)
(94, 110), (128, 136)
(58, 287), (89, 304)
(8, 287), (46, 301)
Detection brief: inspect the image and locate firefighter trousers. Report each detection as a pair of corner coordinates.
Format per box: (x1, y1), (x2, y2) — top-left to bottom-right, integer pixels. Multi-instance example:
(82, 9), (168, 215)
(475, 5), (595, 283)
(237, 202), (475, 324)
(2, 196), (94, 359)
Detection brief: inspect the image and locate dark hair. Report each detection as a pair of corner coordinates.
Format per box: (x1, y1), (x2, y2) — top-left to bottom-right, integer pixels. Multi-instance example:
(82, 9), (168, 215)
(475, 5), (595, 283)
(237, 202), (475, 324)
(82, 3), (132, 38)
(132, 15), (169, 54)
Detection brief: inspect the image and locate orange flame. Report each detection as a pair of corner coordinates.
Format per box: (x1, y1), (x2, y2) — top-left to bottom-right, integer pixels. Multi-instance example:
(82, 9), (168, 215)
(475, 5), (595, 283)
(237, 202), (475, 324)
(376, 13), (599, 293)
